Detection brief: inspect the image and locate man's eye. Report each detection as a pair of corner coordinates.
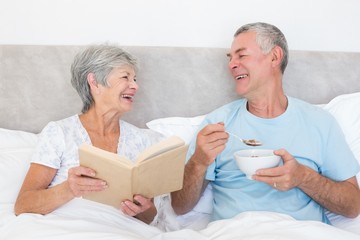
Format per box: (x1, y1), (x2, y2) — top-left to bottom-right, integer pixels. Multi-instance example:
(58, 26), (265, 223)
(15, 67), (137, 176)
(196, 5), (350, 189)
(133, 78), (137, 82)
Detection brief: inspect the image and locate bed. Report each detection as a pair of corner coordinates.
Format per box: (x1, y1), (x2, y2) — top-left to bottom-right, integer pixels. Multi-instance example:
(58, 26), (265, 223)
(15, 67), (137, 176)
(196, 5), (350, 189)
(1, 45), (360, 239)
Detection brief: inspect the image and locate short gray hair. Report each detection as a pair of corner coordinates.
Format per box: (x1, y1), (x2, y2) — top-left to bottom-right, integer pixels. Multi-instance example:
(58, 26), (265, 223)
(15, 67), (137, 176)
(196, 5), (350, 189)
(71, 44), (137, 113)
(234, 22), (288, 73)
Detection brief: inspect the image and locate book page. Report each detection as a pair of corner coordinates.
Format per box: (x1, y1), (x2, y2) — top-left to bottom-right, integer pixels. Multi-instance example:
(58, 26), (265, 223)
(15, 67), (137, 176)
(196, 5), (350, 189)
(134, 144), (188, 198)
(82, 159), (134, 206)
(79, 144), (135, 206)
(78, 137), (186, 207)
(79, 144), (134, 167)
(136, 136), (185, 163)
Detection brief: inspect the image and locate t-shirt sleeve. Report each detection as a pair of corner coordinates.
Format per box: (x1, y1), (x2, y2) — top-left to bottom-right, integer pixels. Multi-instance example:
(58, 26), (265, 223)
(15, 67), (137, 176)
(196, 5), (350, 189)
(321, 117), (360, 181)
(184, 117), (217, 181)
(31, 121), (65, 169)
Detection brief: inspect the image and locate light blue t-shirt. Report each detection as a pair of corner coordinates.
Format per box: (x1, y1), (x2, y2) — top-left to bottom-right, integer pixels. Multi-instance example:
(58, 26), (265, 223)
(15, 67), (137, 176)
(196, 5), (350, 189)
(187, 97), (359, 223)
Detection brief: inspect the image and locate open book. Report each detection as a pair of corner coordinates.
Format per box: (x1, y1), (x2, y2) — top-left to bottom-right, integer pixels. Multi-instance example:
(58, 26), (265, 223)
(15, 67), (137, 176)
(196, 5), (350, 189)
(79, 136), (187, 208)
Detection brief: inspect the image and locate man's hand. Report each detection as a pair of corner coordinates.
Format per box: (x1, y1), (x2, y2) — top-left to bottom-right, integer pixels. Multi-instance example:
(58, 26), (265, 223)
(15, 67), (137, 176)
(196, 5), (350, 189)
(253, 149), (360, 217)
(252, 148), (304, 191)
(192, 122), (229, 167)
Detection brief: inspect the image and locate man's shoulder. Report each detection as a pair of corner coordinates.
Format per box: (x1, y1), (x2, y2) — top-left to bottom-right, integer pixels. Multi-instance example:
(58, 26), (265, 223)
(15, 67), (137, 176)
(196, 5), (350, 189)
(289, 96), (334, 123)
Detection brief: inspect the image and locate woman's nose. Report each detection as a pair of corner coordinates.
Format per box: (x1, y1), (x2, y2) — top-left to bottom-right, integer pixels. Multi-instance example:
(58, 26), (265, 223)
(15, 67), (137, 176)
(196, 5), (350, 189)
(129, 80), (138, 89)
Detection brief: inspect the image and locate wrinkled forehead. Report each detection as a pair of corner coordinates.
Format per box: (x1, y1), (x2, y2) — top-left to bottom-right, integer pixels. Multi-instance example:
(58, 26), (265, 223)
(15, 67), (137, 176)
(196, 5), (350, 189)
(111, 64), (136, 76)
(227, 32), (258, 56)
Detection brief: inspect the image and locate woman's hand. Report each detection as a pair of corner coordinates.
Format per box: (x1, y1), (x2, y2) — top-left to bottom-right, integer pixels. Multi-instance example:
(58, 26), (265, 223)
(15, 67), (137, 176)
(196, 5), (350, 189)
(120, 195), (157, 224)
(120, 194), (154, 216)
(67, 166), (108, 197)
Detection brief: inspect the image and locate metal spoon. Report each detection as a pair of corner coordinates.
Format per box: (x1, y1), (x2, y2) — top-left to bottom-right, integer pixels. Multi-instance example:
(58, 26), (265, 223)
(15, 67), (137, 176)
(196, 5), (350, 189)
(227, 131), (262, 146)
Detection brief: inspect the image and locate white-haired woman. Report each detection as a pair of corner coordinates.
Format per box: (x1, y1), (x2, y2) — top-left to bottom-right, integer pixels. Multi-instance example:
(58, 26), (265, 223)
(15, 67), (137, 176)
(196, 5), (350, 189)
(14, 44), (164, 224)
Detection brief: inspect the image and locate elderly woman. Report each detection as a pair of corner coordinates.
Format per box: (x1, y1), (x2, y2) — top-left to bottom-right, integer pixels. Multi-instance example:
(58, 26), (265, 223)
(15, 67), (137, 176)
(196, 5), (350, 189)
(14, 44), (164, 224)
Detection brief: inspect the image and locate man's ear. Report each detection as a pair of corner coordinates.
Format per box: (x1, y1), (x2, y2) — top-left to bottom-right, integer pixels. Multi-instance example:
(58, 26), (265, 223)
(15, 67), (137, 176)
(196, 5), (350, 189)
(271, 46), (283, 69)
(87, 73), (100, 95)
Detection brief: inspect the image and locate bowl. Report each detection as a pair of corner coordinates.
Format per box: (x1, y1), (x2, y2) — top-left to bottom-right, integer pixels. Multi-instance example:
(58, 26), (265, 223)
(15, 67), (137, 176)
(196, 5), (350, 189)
(233, 149), (281, 179)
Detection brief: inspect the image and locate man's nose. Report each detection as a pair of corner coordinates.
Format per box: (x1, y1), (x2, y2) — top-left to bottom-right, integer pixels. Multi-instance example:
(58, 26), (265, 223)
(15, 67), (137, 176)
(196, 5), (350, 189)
(228, 59), (238, 70)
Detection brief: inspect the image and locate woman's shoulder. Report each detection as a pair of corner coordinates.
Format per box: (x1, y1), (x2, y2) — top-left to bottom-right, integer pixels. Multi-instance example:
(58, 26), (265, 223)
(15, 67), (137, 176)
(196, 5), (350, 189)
(39, 115), (81, 138)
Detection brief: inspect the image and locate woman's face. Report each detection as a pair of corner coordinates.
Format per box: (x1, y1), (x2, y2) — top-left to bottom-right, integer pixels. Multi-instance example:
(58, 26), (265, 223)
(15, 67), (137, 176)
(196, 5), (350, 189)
(97, 64), (138, 114)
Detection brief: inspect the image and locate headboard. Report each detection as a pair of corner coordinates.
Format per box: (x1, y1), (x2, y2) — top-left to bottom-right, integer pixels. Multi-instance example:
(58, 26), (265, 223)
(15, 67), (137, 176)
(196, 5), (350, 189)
(1, 45), (360, 133)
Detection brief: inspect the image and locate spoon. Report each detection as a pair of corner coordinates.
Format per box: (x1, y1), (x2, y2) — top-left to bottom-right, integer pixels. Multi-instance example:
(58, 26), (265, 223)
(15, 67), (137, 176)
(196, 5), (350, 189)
(226, 131), (262, 146)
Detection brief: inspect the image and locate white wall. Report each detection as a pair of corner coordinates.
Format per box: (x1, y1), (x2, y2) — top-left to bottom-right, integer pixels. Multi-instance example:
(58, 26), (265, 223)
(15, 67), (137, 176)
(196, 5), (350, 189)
(1, 0), (359, 52)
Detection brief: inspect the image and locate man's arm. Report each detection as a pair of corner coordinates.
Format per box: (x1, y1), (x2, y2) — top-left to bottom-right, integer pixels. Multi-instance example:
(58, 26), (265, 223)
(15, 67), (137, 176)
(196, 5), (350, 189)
(298, 169), (360, 218)
(171, 157), (210, 215)
(171, 122), (228, 215)
(254, 149), (360, 218)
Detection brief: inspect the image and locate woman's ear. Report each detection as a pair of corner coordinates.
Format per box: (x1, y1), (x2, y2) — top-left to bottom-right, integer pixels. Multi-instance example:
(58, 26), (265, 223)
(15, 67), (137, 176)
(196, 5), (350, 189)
(87, 73), (100, 95)
(271, 46), (284, 69)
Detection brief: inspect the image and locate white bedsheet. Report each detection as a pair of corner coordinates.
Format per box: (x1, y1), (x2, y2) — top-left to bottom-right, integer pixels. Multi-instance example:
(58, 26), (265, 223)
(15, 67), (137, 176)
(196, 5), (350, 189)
(1, 198), (359, 240)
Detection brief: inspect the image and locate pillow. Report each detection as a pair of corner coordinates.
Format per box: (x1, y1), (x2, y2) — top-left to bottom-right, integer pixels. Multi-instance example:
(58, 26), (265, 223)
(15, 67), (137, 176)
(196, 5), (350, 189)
(146, 115), (206, 144)
(0, 148), (35, 204)
(0, 128), (38, 204)
(323, 92), (360, 184)
(0, 128), (38, 149)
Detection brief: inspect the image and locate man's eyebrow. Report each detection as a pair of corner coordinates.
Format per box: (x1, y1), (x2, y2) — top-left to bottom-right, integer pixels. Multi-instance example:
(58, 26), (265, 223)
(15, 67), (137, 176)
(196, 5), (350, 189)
(226, 48), (245, 58)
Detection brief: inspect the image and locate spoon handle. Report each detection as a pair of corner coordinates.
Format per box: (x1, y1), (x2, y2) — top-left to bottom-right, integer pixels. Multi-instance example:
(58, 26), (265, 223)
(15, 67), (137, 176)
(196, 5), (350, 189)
(226, 131), (244, 143)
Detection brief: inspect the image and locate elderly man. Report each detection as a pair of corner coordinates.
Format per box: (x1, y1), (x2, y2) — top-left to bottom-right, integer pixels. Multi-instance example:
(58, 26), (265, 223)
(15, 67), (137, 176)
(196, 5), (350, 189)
(171, 22), (360, 223)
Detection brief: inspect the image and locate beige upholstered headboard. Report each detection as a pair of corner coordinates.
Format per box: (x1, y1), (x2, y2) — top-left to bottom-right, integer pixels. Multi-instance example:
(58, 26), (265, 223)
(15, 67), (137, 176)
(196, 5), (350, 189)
(1, 45), (360, 133)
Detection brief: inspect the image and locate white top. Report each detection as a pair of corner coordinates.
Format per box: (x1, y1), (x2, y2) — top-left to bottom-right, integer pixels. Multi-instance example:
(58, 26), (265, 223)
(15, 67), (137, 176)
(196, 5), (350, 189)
(31, 115), (164, 187)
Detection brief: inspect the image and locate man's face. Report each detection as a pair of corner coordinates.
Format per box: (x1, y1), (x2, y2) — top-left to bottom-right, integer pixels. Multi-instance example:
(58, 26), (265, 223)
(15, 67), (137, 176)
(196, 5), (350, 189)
(227, 31), (273, 98)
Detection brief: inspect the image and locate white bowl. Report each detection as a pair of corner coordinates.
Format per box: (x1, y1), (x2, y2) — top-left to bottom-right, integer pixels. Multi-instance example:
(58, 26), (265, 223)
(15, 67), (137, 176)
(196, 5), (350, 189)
(234, 149), (281, 179)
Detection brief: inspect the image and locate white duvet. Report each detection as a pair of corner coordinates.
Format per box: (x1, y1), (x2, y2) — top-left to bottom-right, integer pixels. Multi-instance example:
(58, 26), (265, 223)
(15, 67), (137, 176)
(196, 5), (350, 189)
(1, 198), (359, 240)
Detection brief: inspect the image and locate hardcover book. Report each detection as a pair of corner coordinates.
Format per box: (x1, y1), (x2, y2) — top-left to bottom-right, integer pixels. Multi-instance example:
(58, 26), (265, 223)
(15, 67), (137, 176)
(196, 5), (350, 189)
(79, 136), (187, 208)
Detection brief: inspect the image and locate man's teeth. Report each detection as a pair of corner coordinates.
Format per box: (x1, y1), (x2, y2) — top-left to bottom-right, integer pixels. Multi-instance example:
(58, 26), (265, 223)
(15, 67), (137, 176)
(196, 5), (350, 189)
(236, 74), (247, 80)
(122, 94), (133, 99)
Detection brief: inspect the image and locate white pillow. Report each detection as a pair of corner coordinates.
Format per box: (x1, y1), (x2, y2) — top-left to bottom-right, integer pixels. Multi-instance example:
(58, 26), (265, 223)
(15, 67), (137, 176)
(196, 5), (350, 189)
(0, 128), (38, 204)
(0, 148), (35, 204)
(146, 115), (206, 144)
(0, 128), (38, 149)
(323, 92), (360, 184)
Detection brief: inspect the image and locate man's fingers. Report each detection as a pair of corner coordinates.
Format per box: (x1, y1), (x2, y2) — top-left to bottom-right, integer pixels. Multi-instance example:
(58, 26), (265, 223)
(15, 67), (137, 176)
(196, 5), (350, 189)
(200, 122), (226, 136)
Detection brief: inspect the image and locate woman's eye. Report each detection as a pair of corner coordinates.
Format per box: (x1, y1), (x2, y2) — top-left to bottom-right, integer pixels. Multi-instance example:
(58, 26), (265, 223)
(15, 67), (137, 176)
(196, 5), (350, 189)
(133, 78), (137, 82)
